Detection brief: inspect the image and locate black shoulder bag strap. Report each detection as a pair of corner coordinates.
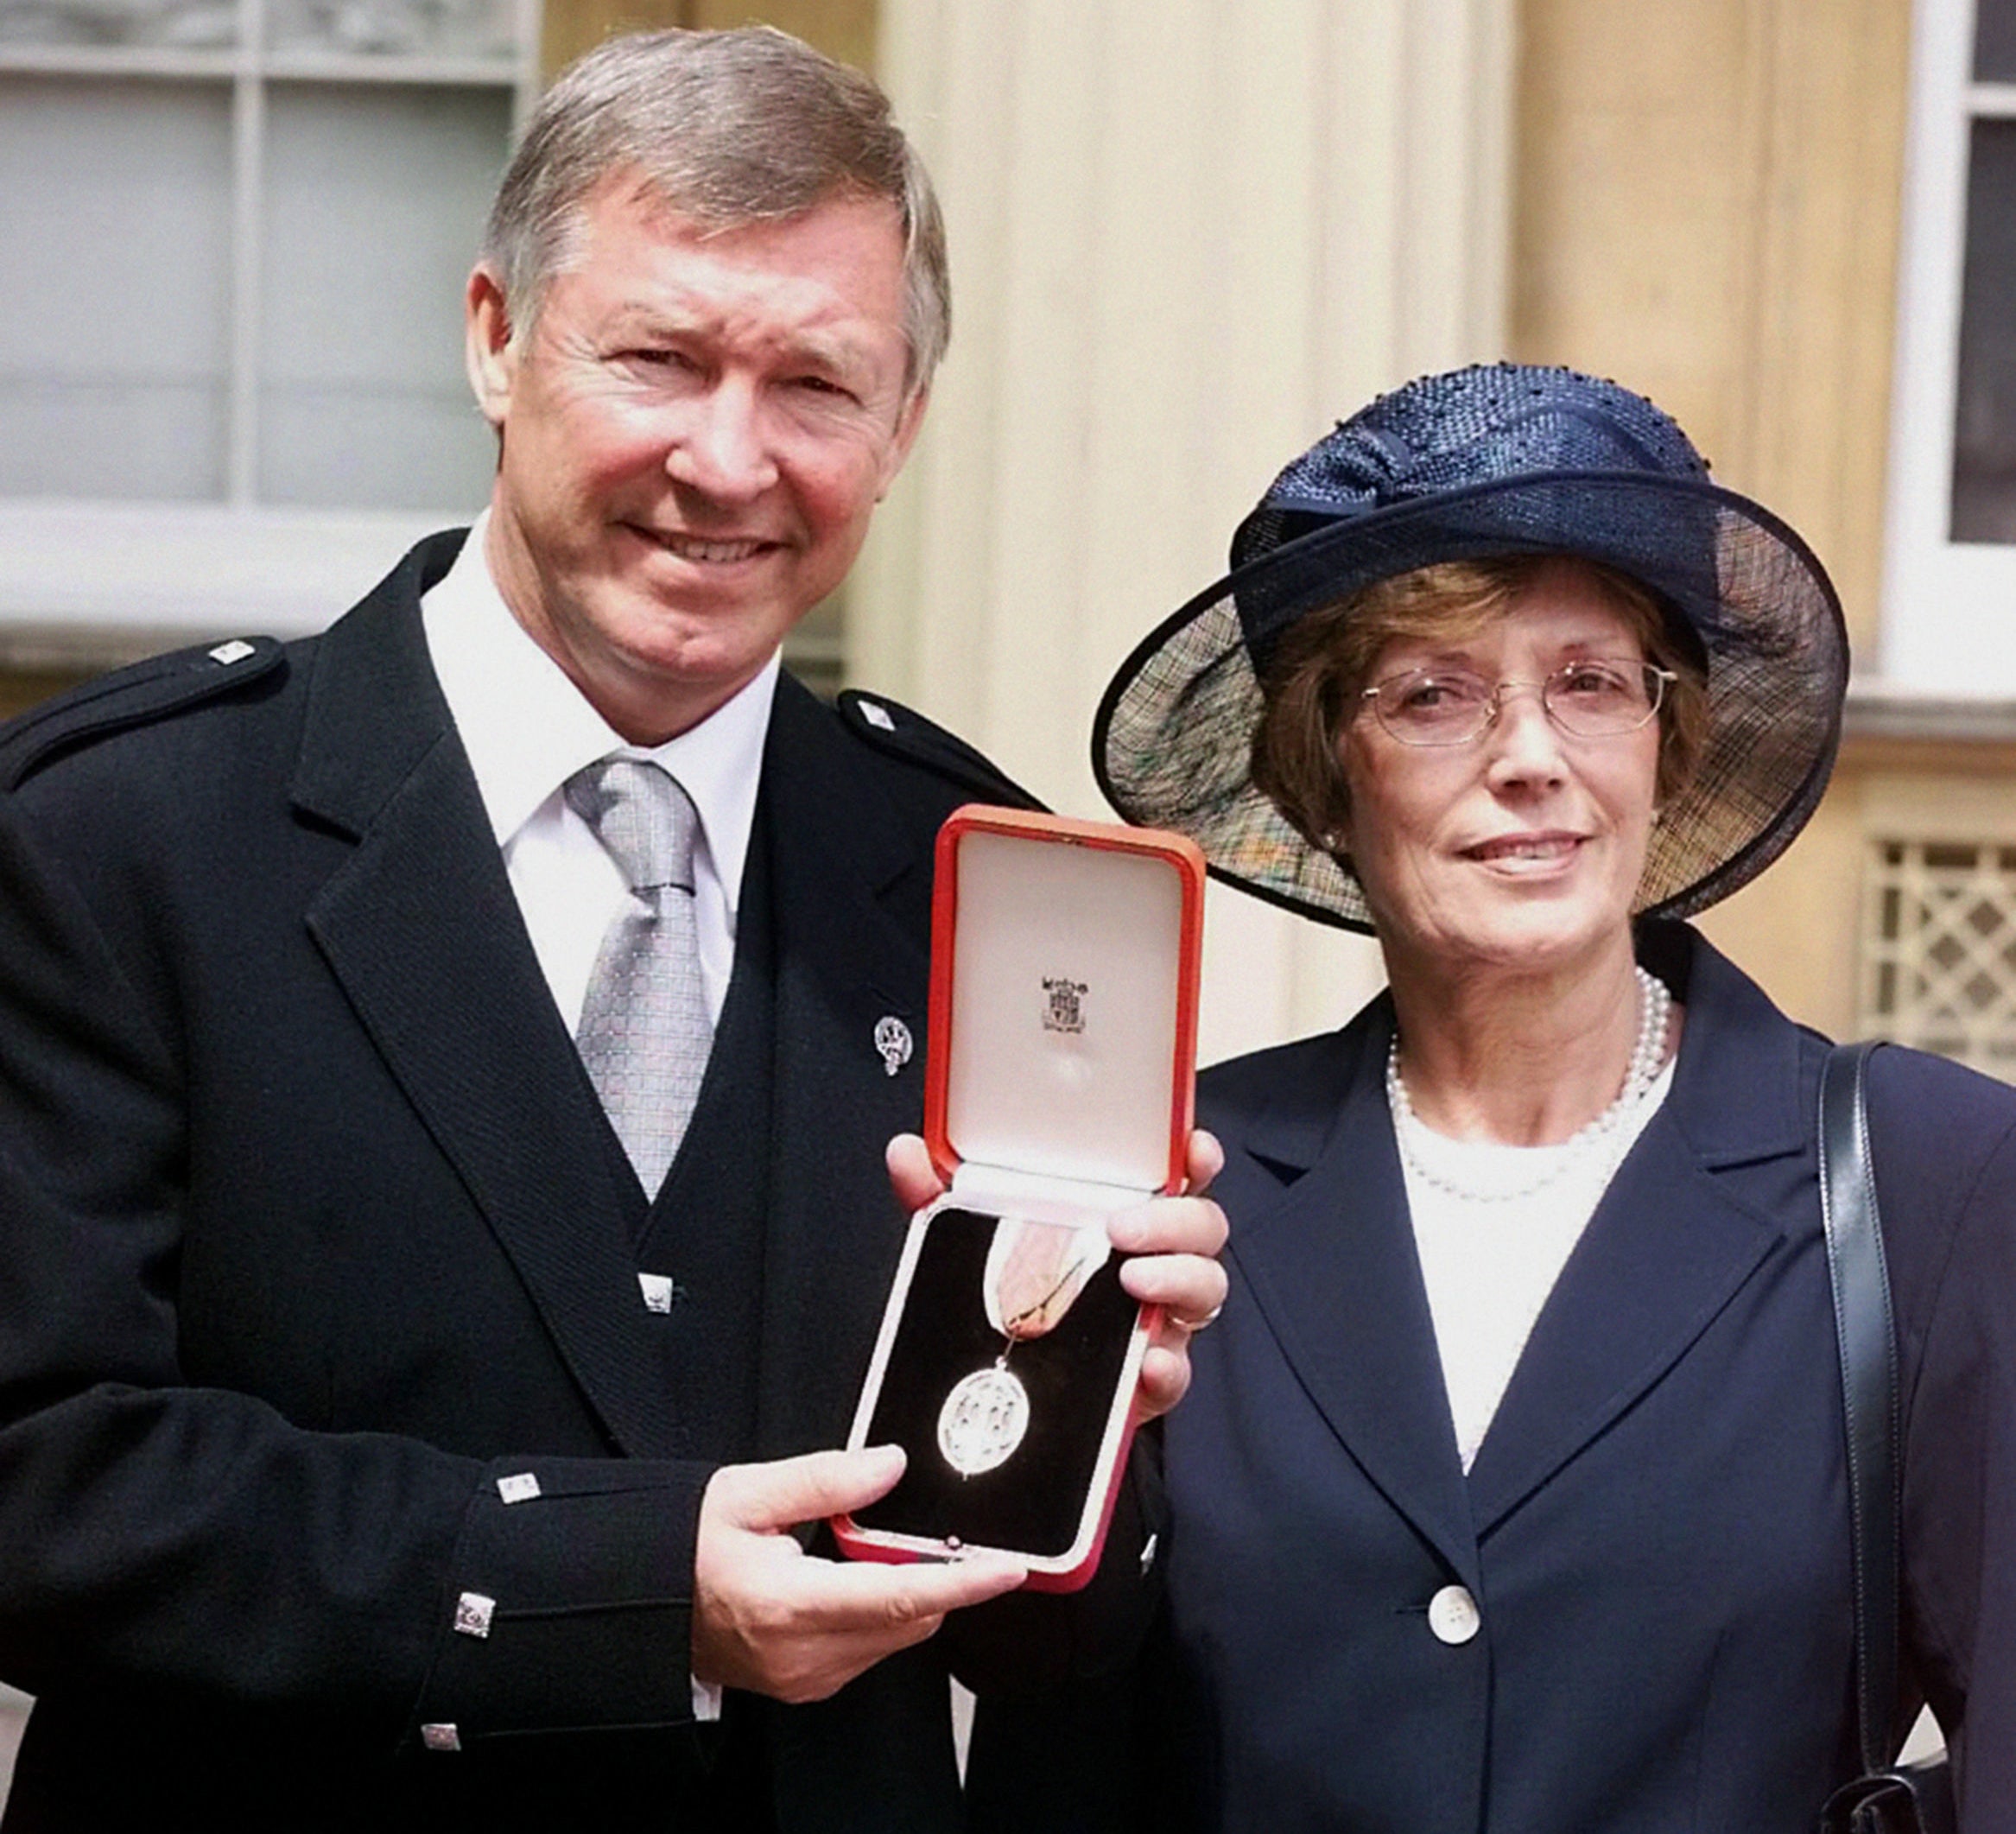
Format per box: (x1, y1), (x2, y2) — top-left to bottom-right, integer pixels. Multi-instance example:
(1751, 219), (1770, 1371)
(1816, 1041), (1956, 1834)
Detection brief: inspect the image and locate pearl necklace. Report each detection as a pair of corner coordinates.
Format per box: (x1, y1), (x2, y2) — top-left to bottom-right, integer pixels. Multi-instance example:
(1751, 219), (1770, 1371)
(1386, 966), (1673, 1203)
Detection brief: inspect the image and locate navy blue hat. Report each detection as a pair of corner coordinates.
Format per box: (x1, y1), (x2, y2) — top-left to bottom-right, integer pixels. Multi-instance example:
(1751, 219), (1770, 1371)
(1093, 363), (1848, 932)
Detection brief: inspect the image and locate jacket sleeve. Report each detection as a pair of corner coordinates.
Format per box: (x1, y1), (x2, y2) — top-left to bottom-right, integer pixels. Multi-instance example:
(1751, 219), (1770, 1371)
(0, 796), (712, 1750)
(1874, 1049), (2016, 1828)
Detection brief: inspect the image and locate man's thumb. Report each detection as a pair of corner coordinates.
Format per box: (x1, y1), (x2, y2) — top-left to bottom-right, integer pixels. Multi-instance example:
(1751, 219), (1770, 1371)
(718, 1445), (908, 1533)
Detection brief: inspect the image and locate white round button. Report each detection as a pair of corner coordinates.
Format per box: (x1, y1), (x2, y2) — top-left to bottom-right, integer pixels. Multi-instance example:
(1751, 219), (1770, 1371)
(1428, 1583), (1481, 1645)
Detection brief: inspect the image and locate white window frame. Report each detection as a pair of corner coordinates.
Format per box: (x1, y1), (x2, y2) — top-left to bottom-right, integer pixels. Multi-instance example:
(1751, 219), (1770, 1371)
(1881, 0), (2016, 695)
(0, 0), (540, 664)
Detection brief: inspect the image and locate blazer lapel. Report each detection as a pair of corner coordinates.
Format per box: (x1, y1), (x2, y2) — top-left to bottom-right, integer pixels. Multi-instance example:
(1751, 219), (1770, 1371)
(291, 549), (678, 1459)
(1463, 929), (1809, 1536)
(750, 677), (937, 1461)
(1225, 1006), (1482, 1588)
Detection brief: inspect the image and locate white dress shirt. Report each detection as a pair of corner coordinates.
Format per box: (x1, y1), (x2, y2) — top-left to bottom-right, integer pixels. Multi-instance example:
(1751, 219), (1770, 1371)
(422, 517), (776, 1726)
(422, 513), (778, 1035)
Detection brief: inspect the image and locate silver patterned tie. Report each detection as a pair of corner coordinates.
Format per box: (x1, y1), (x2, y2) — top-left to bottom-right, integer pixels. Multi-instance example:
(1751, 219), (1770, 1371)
(565, 758), (715, 1193)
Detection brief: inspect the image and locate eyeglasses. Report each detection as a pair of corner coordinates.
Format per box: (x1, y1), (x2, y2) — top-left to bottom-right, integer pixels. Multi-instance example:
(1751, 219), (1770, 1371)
(1361, 658), (1677, 746)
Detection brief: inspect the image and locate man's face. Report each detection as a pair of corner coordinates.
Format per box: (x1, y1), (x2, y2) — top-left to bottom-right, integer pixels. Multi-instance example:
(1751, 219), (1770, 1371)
(467, 177), (926, 741)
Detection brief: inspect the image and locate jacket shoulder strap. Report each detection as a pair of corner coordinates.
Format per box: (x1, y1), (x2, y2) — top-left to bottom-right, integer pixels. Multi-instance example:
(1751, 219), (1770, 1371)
(0, 637), (285, 790)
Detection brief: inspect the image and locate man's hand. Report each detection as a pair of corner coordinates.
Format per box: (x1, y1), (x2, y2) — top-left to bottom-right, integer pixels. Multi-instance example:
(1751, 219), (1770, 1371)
(885, 1129), (1230, 1424)
(691, 1446), (1026, 1704)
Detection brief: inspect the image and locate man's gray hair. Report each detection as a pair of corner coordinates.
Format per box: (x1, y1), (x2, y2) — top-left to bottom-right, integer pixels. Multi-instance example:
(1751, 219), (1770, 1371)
(483, 26), (948, 393)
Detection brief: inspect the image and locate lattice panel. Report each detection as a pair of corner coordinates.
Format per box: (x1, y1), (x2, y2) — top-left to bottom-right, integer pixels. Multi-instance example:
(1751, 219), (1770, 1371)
(1861, 837), (2016, 1077)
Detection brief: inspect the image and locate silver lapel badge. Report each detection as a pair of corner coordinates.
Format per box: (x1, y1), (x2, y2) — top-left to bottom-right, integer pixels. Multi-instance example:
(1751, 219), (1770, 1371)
(874, 1015), (913, 1077)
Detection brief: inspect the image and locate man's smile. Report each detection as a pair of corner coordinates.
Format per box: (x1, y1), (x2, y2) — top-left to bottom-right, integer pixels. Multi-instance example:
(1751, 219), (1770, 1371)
(626, 525), (783, 565)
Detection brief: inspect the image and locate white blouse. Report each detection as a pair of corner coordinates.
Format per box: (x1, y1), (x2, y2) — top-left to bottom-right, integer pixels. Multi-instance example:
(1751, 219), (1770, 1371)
(1395, 1057), (1677, 1471)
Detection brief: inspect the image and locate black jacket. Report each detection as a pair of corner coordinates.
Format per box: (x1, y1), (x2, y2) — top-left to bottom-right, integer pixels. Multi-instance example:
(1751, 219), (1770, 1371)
(0, 535), (1142, 1831)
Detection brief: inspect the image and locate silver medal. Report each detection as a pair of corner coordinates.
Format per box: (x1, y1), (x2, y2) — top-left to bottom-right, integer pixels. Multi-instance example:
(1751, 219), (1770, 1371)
(936, 1362), (1030, 1477)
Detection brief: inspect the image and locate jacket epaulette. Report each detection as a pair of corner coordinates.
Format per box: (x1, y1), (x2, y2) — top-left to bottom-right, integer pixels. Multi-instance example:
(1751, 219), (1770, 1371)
(834, 689), (1047, 813)
(0, 636), (286, 791)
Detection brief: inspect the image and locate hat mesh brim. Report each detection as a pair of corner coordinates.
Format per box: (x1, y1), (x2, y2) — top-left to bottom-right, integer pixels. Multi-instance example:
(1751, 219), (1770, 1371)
(1093, 476), (1848, 933)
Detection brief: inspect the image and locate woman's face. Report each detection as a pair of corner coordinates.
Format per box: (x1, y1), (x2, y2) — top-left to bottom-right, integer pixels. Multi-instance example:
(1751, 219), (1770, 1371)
(1336, 560), (1663, 981)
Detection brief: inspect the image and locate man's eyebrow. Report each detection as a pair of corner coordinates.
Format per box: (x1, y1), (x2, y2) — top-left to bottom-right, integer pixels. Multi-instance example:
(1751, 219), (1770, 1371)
(779, 331), (873, 376)
(603, 302), (698, 337)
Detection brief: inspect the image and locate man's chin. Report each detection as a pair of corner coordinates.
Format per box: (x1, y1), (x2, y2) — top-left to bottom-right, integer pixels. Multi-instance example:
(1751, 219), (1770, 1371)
(585, 630), (777, 736)
(612, 620), (779, 684)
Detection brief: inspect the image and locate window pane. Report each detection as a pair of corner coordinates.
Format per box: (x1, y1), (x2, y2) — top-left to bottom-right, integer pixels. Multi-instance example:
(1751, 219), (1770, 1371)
(265, 0), (517, 61)
(1952, 119), (2016, 543)
(1975, 0), (2016, 82)
(0, 76), (231, 500)
(0, 0), (237, 48)
(257, 84), (508, 511)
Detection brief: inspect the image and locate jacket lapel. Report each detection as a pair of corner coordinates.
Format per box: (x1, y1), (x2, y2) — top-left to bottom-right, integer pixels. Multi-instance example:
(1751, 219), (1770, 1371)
(750, 676), (937, 1461)
(291, 543), (679, 1459)
(1463, 929), (1809, 1536)
(1222, 1006), (1483, 1587)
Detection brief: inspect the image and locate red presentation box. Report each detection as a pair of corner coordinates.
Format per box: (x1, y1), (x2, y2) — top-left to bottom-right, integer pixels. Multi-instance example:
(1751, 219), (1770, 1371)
(834, 805), (1205, 1590)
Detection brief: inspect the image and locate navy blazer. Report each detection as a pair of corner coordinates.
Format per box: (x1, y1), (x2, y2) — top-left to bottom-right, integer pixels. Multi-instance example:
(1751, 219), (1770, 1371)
(1114, 924), (2016, 1833)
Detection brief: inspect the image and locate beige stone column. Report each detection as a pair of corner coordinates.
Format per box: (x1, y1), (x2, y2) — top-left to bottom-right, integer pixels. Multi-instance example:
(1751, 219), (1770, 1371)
(853, 0), (1514, 1063)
